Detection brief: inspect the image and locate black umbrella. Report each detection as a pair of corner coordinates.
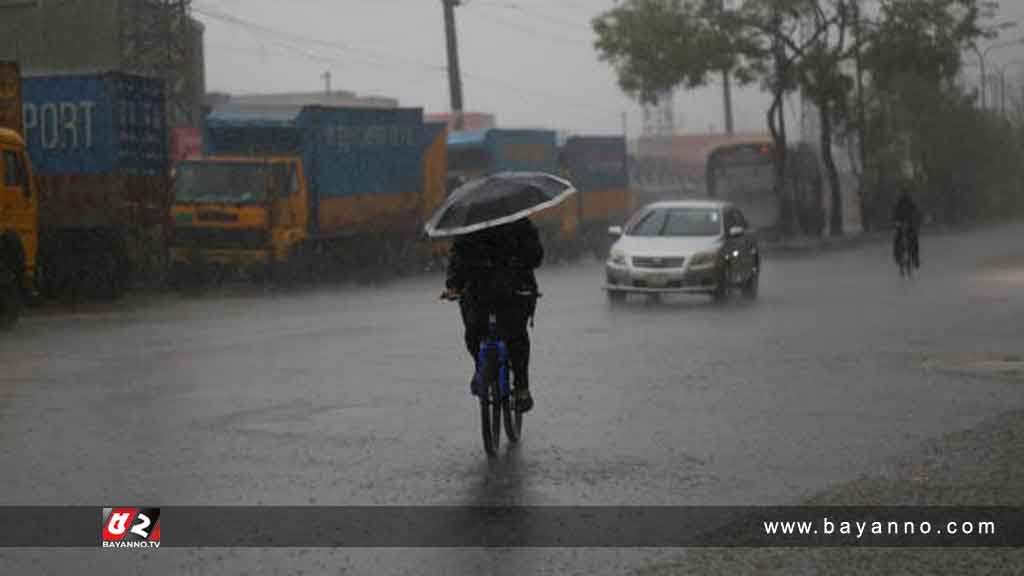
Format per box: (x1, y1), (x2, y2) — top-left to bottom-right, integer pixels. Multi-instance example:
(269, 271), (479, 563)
(424, 172), (577, 238)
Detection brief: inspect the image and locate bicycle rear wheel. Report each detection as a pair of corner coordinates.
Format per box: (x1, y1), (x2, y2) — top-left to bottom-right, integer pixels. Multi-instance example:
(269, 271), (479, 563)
(503, 398), (522, 443)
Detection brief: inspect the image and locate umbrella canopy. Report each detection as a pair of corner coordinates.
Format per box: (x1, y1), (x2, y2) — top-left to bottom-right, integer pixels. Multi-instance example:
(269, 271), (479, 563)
(424, 172), (577, 238)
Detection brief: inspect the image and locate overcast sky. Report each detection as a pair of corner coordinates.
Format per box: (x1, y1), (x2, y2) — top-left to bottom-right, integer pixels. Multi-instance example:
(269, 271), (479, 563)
(196, 0), (1024, 138)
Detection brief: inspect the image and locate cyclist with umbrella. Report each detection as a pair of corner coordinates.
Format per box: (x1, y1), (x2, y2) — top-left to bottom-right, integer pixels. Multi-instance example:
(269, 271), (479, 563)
(427, 172), (577, 414)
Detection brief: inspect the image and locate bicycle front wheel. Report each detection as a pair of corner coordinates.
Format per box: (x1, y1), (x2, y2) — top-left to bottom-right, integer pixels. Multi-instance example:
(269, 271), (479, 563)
(479, 351), (502, 457)
(480, 393), (501, 456)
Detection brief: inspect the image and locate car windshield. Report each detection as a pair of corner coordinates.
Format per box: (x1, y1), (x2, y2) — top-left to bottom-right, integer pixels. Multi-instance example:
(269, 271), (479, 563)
(627, 207), (722, 237)
(173, 162), (270, 204)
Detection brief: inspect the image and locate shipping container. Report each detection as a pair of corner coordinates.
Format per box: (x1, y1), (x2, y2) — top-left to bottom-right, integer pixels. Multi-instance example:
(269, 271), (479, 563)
(560, 136), (632, 229)
(421, 121), (451, 263)
(446, 128), (577, 256)
(21, 73), (168, 175)
(420, 121), (448, 222)
(20, 72), (170, 295)
(447, 129), (559, 181)
(203, 105), (424, 237)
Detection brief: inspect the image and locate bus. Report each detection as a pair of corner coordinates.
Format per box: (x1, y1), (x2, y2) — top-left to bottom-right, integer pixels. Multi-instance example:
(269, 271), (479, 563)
(706, 139), (825, 238)
(630, 134), (825, 238)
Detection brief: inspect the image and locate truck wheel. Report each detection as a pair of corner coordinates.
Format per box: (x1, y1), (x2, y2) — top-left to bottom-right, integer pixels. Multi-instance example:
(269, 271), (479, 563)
(169, 263), (203, 293)
(0, 260), (21, 330)
(99, 252), (128, 300)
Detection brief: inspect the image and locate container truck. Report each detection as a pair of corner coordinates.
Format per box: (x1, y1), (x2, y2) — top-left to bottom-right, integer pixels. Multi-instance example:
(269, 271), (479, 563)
(169, 105), (436, 282)
(559, 135), (632, 255)
(446, 129), (579, 257)
(0, 67), (170, 301)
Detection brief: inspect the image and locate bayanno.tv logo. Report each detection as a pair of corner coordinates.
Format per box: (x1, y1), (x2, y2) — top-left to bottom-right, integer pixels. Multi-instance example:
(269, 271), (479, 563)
(101, 508), (161, 549)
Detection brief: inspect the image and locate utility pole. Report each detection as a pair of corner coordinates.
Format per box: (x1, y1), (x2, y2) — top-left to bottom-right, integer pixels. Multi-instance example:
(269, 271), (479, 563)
(322, 70), (332, 95)
(442, 0), (465, 131)
(722, 70), (734, 135)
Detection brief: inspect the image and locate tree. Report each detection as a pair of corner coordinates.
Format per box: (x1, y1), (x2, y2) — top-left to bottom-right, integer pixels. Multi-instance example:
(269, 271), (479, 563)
(860, 0), (988, 225)
(594, 0), (843, 236)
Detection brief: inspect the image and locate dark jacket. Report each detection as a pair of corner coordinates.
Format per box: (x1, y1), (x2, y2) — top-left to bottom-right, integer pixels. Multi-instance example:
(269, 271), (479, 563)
(446, 218), (544, 299)
(892, 193), (921, 230)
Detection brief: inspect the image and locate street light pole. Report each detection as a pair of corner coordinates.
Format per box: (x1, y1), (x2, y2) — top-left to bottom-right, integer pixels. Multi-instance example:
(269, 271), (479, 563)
(973, 29), (1024, 110)
(442, 0), (465, 131)
(974, 44), (988, 109)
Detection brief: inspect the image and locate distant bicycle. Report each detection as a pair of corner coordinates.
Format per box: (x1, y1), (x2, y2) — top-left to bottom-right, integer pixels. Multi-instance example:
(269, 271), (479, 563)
(442, 291), (536, 456)
(894, 222), (914, 279)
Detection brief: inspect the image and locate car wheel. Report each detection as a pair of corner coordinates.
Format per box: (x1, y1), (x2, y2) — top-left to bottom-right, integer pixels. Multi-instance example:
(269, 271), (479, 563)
(607, 289), (626, 304)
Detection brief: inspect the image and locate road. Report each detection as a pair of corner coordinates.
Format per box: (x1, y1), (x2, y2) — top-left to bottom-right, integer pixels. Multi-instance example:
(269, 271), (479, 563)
(2, 223), (1024, 573)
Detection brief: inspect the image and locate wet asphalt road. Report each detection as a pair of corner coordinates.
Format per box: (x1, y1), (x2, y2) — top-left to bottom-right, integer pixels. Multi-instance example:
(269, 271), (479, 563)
(2, 223), (1024, 573)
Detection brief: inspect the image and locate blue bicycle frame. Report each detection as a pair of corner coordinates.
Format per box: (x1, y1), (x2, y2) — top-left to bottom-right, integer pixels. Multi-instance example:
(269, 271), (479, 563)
(474, 312), (511, 401)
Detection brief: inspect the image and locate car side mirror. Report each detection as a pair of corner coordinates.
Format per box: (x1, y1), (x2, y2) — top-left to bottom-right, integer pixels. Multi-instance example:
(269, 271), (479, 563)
(728, 225), (745, 238)
(608, 225), (623, 237)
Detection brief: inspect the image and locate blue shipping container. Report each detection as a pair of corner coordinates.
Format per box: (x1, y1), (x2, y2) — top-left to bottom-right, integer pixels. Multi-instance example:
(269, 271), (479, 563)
(561, 136), (629, 192)
(488, 130), (559, 173)
(204, 105), (424, 199)
(21, 73), (168, 175)
(446, 129), (559, 175)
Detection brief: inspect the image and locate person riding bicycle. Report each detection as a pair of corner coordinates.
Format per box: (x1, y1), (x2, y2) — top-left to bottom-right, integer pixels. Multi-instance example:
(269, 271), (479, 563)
(891, 187), (921, 269)
(443, 217), (543, 413)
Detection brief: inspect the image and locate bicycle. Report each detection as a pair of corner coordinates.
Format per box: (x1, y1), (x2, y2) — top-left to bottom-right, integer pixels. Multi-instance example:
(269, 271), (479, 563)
(894, 222), (915, 279)
(442, 290), (536, 456)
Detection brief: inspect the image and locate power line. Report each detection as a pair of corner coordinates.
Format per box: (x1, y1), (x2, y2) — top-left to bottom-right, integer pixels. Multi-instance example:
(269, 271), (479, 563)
(469, 0), (595, 35)
(193, 2), (622, 120)
(460, 9), (596, 51)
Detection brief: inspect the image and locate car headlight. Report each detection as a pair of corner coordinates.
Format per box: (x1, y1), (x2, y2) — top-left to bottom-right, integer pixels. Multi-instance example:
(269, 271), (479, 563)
(688, 251), (717, 268)
(609, 250), (626, 266)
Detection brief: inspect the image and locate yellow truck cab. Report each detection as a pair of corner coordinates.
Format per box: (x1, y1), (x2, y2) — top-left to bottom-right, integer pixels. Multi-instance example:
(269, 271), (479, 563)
(170, 156), (309, 280)
(0, 127), (39, 327)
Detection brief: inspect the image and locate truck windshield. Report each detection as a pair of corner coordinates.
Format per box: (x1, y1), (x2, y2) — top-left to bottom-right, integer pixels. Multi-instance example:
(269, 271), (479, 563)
(174, 162), (270, 204)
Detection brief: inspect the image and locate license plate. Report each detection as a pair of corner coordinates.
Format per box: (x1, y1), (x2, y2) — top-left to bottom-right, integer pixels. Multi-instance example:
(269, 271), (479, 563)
(646, 274), (670, 287)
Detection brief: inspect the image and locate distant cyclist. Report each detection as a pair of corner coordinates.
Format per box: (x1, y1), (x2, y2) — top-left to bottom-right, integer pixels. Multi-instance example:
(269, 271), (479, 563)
(891, 187), (921, 269)
(443, 218), (543, 413)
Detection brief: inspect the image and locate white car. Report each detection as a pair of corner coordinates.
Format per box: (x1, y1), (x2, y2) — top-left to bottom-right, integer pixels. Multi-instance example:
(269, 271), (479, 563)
(605, 200), (760, 302)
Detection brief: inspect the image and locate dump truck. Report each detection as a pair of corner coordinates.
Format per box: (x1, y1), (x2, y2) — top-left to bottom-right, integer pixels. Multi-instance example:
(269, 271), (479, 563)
(169, 105), (439, 282)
